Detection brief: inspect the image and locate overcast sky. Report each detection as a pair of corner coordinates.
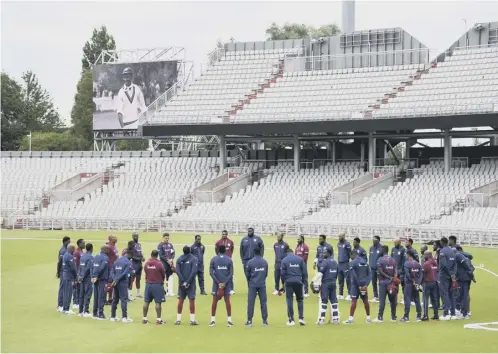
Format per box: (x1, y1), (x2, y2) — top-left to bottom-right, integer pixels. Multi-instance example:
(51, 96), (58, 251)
(2, 0), (497, 125)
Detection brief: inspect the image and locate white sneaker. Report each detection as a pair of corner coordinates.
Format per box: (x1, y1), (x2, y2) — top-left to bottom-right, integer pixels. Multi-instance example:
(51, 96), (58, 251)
(57, 306), (63, 312)
(345, 295), (351, 301)
(400, 300), (405, 305)
(455, 309), (462, 316)
(370, 297), (379, 303)
(373, 318), (384, 323)
(272, 290), (279, 295)
(293, 293), (296, 297)
(464, 315), (471, 320)
(78, 313), (84, 318)
(451, 315), (460, 320)
(468, 311), (472, 317)
(304, 293), (310, 298)
(337, 295), (344, 300)
(428, 303), (433, 308)
(72, 304), (79, 309)
(110, 317), (121, 322)
(63, 310), (75, 315)
(366, 317), (372, 323)
(168, 292), (175, 297)
(229, 290), (235, 295)
(128, 296), (134, 302)
(410, 302), (415, 306)
(83, 313), (93, 318)
(122, 317), (134, 323)
(286, 320), (296, 326)
(298, 319), (306, 326)
(440, 315), (451, 321)
(317, 319), (326, 325)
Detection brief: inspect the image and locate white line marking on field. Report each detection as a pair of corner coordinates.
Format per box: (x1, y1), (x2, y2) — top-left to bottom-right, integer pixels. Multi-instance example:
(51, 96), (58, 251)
(464, 322), (498, 331)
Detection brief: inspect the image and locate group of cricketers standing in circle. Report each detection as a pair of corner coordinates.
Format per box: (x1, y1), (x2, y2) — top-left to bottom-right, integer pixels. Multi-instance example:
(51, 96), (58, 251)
(56, 229), (475, 326)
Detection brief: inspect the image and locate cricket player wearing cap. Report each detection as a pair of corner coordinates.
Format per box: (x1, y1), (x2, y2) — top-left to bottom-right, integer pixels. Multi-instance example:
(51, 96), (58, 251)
(117, 67), (147, 129)
(209, 245), (234, 327)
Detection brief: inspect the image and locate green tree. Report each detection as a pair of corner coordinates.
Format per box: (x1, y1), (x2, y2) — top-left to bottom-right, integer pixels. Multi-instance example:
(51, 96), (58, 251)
(19, 131), (76, 151)
(1, 73), (25, 150)
(265, 22), (340, 41)
(70, 70), (94, 150)
(21, 71), (63, 132)
(1, 72), (63, 150)
(81, 26), (116, 71)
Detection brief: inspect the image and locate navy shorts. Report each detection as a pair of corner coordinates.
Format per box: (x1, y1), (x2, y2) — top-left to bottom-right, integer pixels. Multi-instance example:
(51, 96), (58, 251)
(133, 262), (143, 279)
(144, 283), (165, 304)
(211, 282), (233, 297)
(178, 284), (196, 300)
(350, 285), (368, 300)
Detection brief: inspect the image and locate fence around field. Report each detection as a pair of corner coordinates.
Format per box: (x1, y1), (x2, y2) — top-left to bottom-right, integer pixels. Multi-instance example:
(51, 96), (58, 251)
(5, 216), (498, 248)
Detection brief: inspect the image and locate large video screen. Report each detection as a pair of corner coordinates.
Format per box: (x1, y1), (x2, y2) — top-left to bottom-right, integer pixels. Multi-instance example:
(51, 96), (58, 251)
(92, 61), (178, 131)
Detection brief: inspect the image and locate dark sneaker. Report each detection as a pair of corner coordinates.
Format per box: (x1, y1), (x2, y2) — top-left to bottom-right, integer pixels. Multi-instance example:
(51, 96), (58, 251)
(156, 320), (165, 325)
(245, 321), (253, 327)
(142, 319), (149, 325)
(399, 317), (409, 323)
(227, 321), (234, 327)
(263, 321), (269, 326)
(431, 316), (439, 320)
(421, 316), (429, 322)
(200, 291), (207, 295)
(175, 321), (181, 326)
(190, 320), (199, 326)
(209, 321), (216, 327)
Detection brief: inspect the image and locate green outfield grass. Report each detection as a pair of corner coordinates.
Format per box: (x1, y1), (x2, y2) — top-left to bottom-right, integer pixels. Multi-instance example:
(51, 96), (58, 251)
(1, 229), (498, 353)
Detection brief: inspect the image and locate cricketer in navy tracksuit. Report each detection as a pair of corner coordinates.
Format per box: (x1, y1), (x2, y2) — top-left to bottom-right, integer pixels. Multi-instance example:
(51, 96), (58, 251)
(273, 240), (289, 291)
(62, 251), (78, 311)
(454, 249), (474, 312)
(369, 244), (383, 298)
(131, 242), (144, 282)
(438, 246), (457, 316)
(404, 246), (420, 263)
(210, 254), (234, 295)
(349, 257), (371, 300)
(337, 240), (351, 296)
(455, 251), (473, 317)
(354, 246), (368, 262)
(190, 242), (205, 293)
(315, 242), (334, 269)
(240, 234), (265, 270)
(92, 251), (110, 318)
(57, 245), (68, 308)
(111, 256), (133, 319)
(281, 253), (308, 321)
(176, 253), (198, 300)
(391, 245), (405, 290)
(318, 256), (339, 305)
(403, 260), (423, 320)
(78, 251), (94, 314)
(245, 255), (269, 322)
(377, 255), (398, 321)
(158, 242), (175, 280)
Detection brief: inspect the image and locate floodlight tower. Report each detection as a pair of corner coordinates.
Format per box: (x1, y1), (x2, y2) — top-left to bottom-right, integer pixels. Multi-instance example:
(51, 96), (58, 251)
(342, 0), (355, 33)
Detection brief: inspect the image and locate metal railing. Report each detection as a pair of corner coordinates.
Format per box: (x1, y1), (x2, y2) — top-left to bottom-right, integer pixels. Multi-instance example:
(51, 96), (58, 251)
(7, 215), (498, 247)
(284, 48), (434, 72)
(139, 82), (180, 125)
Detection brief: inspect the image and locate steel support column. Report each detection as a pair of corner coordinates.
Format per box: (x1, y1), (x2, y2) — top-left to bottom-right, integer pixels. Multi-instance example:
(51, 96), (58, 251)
(219, 135), (227, 172)
(368, 133), (376, 172)
(293, 135), (300, 173)
(443, 129), (452, 173)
